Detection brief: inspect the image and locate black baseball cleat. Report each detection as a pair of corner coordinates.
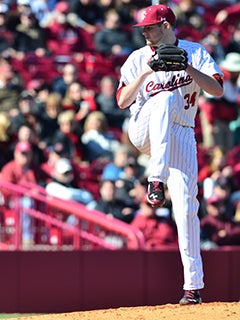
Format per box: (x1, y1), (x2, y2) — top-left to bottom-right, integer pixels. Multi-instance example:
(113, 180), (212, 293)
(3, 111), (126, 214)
(147, 181), (165, 207)
(179, 290), (202, 305)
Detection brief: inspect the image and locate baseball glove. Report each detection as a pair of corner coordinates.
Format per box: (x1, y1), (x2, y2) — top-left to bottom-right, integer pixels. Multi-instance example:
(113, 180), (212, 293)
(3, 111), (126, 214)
(148, 44), (188, 72)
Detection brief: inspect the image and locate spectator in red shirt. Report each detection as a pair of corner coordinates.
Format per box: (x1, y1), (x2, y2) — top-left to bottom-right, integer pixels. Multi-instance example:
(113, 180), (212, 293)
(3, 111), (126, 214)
(44, 1), (87, 56)
(215, 2), (240, 30)
(131, 195), (178, 249)
(0, 141), (47, 245)
(1, 141), (46, 186)
(201, 194), (240, 248)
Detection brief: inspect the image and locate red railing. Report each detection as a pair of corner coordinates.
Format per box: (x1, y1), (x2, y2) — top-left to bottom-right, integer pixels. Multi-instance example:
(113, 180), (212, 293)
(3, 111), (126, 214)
(0, 180), (145, 251)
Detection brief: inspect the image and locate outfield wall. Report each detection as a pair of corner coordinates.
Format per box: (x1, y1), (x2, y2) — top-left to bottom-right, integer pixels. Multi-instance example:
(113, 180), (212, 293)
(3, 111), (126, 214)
(0, 247), (239, 313)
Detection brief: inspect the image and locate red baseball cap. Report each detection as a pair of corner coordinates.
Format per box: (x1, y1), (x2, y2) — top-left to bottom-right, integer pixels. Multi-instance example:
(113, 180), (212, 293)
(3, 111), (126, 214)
(15, 141), (32, 153)
(134, 5), (176, 27)
(55, 1), (69, 14)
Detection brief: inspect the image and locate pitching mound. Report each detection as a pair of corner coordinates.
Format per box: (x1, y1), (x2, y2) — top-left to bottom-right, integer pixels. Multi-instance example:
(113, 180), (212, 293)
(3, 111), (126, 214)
(15, 302), (240, 320)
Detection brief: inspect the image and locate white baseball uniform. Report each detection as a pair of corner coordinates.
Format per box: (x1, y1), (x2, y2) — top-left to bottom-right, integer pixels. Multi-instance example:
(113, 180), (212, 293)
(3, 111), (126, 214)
(118, 39), (223, 290)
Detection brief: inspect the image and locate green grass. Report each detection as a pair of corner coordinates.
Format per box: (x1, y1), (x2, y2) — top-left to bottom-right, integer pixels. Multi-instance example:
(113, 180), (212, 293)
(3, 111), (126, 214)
(0, 315), (39, 319)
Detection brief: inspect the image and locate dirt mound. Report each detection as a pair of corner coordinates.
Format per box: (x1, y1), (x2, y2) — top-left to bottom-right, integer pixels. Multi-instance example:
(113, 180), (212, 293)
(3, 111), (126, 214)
(15, 302), (240, 320)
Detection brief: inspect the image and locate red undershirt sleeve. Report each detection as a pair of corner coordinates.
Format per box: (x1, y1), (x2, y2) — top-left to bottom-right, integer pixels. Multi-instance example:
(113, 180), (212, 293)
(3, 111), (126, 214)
(116, 83), (126, 105)
(213, 73), (224, 87)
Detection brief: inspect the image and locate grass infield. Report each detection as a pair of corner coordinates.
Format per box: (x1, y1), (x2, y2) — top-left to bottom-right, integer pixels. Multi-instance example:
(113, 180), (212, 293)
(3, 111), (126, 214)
(0, 315), (39, 319)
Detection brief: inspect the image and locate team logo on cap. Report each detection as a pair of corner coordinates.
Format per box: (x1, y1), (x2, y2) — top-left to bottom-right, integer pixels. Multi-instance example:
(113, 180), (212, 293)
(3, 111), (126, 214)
(141, 9), (148, 22)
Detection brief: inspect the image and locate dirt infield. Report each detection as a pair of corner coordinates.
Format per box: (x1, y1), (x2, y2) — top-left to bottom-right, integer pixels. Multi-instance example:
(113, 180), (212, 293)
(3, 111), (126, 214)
(14, 302), (240, 320)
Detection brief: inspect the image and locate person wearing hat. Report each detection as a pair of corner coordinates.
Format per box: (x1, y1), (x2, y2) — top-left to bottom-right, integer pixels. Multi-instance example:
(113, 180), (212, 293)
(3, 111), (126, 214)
(130, 193), (178, 250)
(1, 141), (47, 186)
(200, 51), (240, 152)
(116, 4), (224, 305)
(200, 192), (240, 247)
(0, 141), (48, 245)
(45, 157), (94, 205)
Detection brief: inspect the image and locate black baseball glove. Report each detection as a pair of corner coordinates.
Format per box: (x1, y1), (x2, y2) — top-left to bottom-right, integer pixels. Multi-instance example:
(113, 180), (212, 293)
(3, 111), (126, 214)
(148, 44), (188, 72)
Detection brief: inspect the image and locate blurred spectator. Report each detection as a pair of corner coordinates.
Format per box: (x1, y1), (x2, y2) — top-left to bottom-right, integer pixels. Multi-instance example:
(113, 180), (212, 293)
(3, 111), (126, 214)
(0, 141), (47, 244)
(131, 7), (147, 50)
(95, 75), (129, 130)
(226, 145), (240, 191)
(97, 0), (115, 17)
(13, 8), (48, 58)
(197, 146), (237, 208)
(45, 157), (94, 205)
(101, 144), (133, 181)
(172, 0), (207, 36)
(114, 0), (136, 25)
(10, 90), (40, 135)
(62, 81), (97, 127)
(38, 92), (62, 148)
(224, 22), (240, 54)
(198, 146), (227, 186)
(40, 141), (73, 182)
(131, 194), (178, 249)
(215, 2), (240, 30)
(7, 0), (32, 32)
(94, 8), (134, 56)
(201, 28), (225, 64)
(0, 58), (22, 114)
(212, 176), (236, 211)
(87, 179), (134, 223)
(230, 115), (240, 148)
(29, 0), (53, 27)
(52, 63), (78, 98)
(114, 156), (143, 209)
(127, 175), (148, 207)
(16, 124), (45, 165)
(81, 110), (121, 162)
(0, 140), (46, 186)
(52, 109), (84, 163)
(44, 1), (88, 56)
(199, 52), (240, 152)
(67, 0), (104, 34)
(33, 83), (52, 113)
(200, 193), (240, 248)
(0, 3), (15, 58)
(0, 111), (16, 169)
(17, 0), (32, 12)
(40, 1), (69, 28)
(201, 175), (236, 219)
(25, 78), (45, 98)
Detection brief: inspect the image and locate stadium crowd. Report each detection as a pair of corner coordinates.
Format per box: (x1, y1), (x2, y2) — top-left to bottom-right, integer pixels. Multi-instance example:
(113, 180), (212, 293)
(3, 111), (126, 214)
(0, 0), (240, 248)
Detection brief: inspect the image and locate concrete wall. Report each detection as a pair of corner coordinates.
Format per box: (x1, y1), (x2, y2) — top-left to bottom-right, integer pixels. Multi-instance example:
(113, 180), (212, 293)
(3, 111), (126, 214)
(0, 247), (239, 313)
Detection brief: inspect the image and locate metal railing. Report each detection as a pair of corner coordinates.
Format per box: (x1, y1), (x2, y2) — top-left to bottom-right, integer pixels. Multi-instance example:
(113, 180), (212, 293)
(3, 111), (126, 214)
(0, 180), (145, 251)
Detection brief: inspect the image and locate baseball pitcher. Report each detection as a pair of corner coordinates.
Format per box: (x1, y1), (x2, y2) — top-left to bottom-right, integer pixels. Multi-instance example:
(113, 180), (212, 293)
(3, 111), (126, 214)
(116, 4), (224, 305)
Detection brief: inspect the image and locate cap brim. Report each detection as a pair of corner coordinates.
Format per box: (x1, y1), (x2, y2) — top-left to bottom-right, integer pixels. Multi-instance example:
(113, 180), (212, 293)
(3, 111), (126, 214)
(133, 22), (157, 27)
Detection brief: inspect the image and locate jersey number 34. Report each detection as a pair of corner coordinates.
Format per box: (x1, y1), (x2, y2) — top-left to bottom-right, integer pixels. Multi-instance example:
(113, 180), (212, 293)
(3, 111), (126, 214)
(184, 92), (197, 110)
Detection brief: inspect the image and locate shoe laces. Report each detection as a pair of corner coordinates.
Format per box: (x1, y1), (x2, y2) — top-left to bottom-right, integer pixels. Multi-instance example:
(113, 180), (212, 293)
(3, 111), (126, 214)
(185, 290), (198, 299)
(152, 181), (162, 192)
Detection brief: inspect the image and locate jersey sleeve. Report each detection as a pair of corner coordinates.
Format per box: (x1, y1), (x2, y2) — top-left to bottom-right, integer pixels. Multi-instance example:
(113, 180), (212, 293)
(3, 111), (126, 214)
(118, 52), (139, 87)
(189, 42), (223, 78)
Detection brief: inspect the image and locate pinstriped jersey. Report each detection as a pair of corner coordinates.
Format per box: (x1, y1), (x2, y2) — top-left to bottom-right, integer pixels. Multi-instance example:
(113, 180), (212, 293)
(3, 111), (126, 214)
(118, 39), (223, 127)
